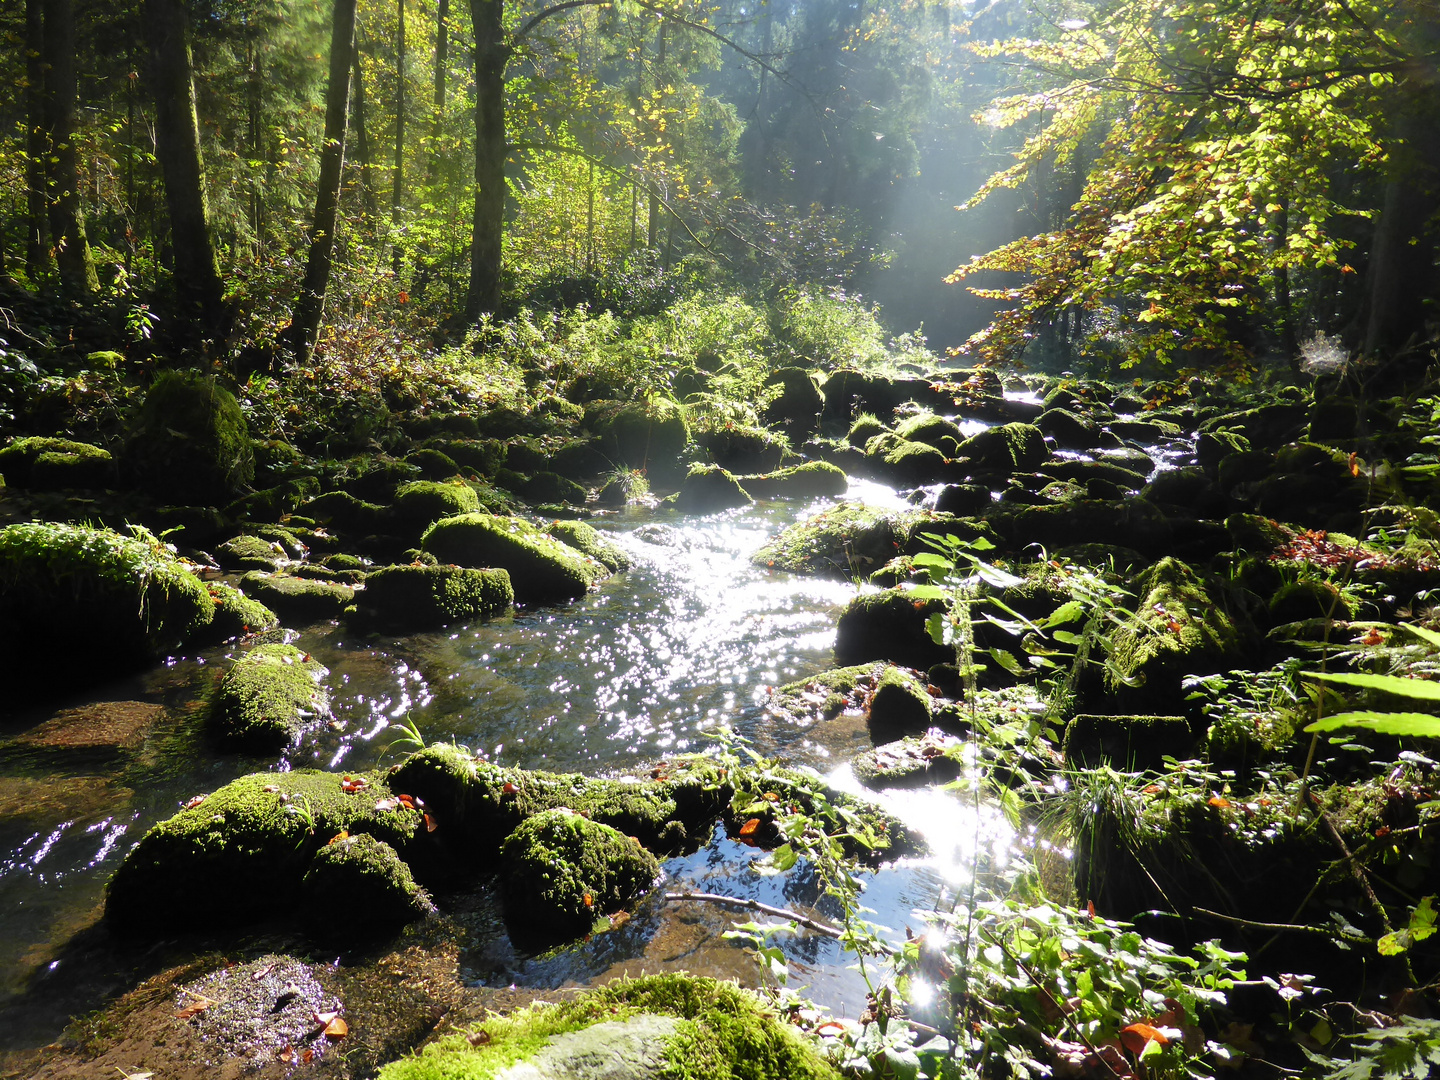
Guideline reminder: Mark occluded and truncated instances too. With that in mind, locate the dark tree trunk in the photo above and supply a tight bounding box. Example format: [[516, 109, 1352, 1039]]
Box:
[[24, 0, 50, 276], [42, 0, 97, 295], [426, 0, 448, 177], [392, 0, 406, 251], [146, 0, 227, 343], [289, 0, 358, 364], [1272, 200, 1299, 371], [464, 0, 506, 321], [352, 42, 380, 217]]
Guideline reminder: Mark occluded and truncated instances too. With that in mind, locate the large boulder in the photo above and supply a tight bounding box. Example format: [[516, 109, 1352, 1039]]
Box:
[[591, 398, 690, 476], [673, 464, 753, 513], [753, 502, 998, 580], [421, 513, 608, 604], [125, 371, 254, 503], [867, 664, 933, 743], [209, 643, 330, 750], [957, 422, 1047, 473], [388, 479, 481, 533], [0, 436, 113, 489], [739, 461, 848, 499], [894, 412, 966, 455], [546, 519, 632, 572], [835, 588, 951, 669], [351, 564, 513, 629], [498, 808, 660, 942], [0, 522, 213, 684], [239, 571, 355, 620], [299, 832, 435, 939], [762, 367, 823, 434]]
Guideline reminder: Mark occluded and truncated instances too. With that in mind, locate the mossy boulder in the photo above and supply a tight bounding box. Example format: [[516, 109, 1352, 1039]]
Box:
[[753, 502, 997, 580], [853, 734, 964, 789], [299, 832, 435, 939], [225, 476, 321, 522], [547, 519, 632, 572], [847, 414, 888, 447], [209, 643, 330, 750], [351, 564, 513, 629], [421, 513, 608, 604], [125, 370, 254, 503], [986, 498, 1173, 558], [300, 490, 386, 534], [696, 425, 788, 473], [215, 533, 286, 572], [593, 398, 691, 475], [1062, 714, 1193, 771], [738, 461, 847, 499], [881, 439, 953, 484], [894, 412, 965, 455], [239, 571, 355, 620], [377, 975, 844, 1080], [762, 367, 824, 434], [835, 587, 951, 670], [389, 479, 482, 531], [0, 436, 113, 489], [201, 582, 280, 641], [957, 422, 1047, 473], [0, 522, 214, 681], [405, 447, 461, 479], [1037, 408, 1102, 450], [1269, 578, 1353, 625], [500, 469, 589, 506], [498, 808, 660, 942], [339, 456, 422, 502], [936, 483, 991, 515], [867, 664, 933, 743], [105, 769, 423, 934], [673, 464, 752, 513], [764, 662, 885, 726]]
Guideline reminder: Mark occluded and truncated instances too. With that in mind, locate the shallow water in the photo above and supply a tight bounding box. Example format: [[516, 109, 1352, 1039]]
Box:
[[0, 477, 1026, 1047]]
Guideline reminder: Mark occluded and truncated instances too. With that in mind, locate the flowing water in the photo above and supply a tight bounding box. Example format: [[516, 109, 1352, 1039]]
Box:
[[0, 477, 1022, 1049]]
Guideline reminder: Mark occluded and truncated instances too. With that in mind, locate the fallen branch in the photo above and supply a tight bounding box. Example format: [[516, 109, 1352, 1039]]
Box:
[[664, 891, 843, 938], [1191, 907, 1370, 944]]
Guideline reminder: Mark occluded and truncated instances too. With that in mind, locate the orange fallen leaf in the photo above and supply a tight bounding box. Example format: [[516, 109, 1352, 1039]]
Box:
[[323, 1016, 348, 1039], [302, 1048, 314, 1063], [263, 785, 281, 793], [816, 1022, 847, 1037], [501, 782, 518, 796], [279, 1045, 294, 1063], [762, 792, 779, 802], [176, 1001, 209, 1020], [738, 818, 761, 837], [328, 831, 350, 845], [583, 893, 593, 907], [341, 776, 368, 794], [467, 1030, 492, 1047], [1086, 900, 1096, 917], [1120, 1023, 1169, 1055], [1143, 784, 1161, 794], [397, 794, 416, 810], [424, 813, 438, 833], [1208, 797, 1232, 809], [184, 795, 207, 810]]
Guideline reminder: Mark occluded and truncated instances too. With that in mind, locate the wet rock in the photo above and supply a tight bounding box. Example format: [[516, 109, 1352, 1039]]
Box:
[[590, 398, 690, 477], [498, 808, 660, 943], [0, 436, 113, 489], [1098, 446, 1155, 475], [351, 564, 513, 629], [422, 513, 608, 604], [835, 587, 951, 669], [240, 571, 355, 620], [406, 447, 461, 479], [247, 523, 310, 559], [867, 664, 933, 742], [389, 479, 482, 532], [302, 489, 387, 534], [853, 733, 964, 789], [696, 425, 788, 473], [1037, 408, 1102, 449], [936, 483, 990, 515], [0, 521, 214, 685], [209, 643, 330, 750], [753, 502, 997, 580], [764, 662, 886, 726], [105, 769, 423, 933], [957, 422, 1047, 473], [1062, 714, 1193, 771], [673, 464, 753, 513], [546, 519, 632, 572], [300, 832, 436, 939], [175, 955, 344, 1067], [1196, 429, 1251, 473], [124, 370, 254, 503], [497, 469, 589, 506], [15, 700, 165, 753], [202, 582, 280, 641], [881, 439, 954, 484], [215, 533, 287, 572], [596, 469, 650, 507], [1039, 457, 1149, 490], [762, 367, 823, 435], [376, 975, 843, 1080], [895, 412, 966, 455], [738, 460, 847, 499]]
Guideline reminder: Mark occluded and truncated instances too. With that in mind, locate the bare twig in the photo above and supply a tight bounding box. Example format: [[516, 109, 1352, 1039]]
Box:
[[1192, 906, 1370, 943], [664, 891, 843, 938]]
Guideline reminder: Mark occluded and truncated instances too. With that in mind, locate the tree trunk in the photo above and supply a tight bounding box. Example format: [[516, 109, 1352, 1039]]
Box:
[[463, 0, 506, 321], [146, 0, 227, 343], [426, 0, 448, 178], [1271, 200, 1299, 371], [42, 0, 97, 295], [289, 0, 358, 364], [352, 42, 380, 217], [24, 0, 50, 277], [391, 0, 405, 270]]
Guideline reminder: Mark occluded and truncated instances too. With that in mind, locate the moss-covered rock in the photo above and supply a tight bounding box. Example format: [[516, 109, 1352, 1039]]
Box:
[[406, 447, 461, 479], [986, 497, 1173, 558], [762, 367, 823, 434], [239, 571, 355, 620], [593, 398, 691, 474], [853, 733, 964, 789], [753, 502, 997, 580], [1038, 458, 1150, 490], [300, 489, 387, 533], [125, 370, 254, 503], [1037, 408, 1101, 450], [421, 513, 608, 604], [377, 975, 844, 1080], [894, 412, 965, 455], [199, 582, 279, 641], [215, 533, 286, 572], [737, 461, 847, 500], [847, 414, 888, 448], [0, 522, 214, 681], [339, 456, 422, 502], [209, 643, 330, 750], [390, 479, 482, 531], [696, 425, 788, 473], [1225, 512, 1289, 553], [498, 808, 660, 942], [0, 436, 113, 489], [299, 832, 435, 939], [673, 464, 753, 513], [935, 483, 991, 516], [547, 519, 632, 572], [957, 422, 1046, 473], [881, 439, 953, 484], [1062, 714, 1193, 771], [351, 564, 513, 629], [1269, 578, 1353, 624], [835, 588, 951, 669], [500, 468, 589, 506], [105, 769, 423, 934], [224, 476, 321, 522], [867, 664, 932, 743], [764, 662, 886, 726]]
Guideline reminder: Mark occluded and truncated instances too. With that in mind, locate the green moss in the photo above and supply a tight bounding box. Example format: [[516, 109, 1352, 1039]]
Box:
[[1224, 512, 1289, 553], [338, 456, 422, 501], [391, 479, 482, 528], [762, 367, 823, 430], [507, 470, 588, 506], [209, 643, 330, 750], [835, 588, 949, 669], [753, 502, 995, 580], [215, 534, 285, 572], [0, 436, 113, 489], [0, 522, 213, 674], [407, 447, 461, 479], [853, 735, 963, 789], [697, 424, 789, 473], [593, 397, 691, 473], [1269, 579, 1352, 624], [765, 663, 887, 725], [894, 412, 964, 454], [546, 519, 632, 572], [431, 437, 505, 475], [1062, 714, 1193, 770], [378, 975, 843, 1080], [739, 461, 848, 500], [225, 476, 321, 522], [421, 513, 608, 604], [301, 490, 386, 533], [201, 582, 280, 641], [105, 769, 422, 934], [674, 464, 753, 513], [958, 422, 1046, 472], [239, 571, 355, 620], [353, 564, 513, 629], [299, 832, 434, 939], [846, 413, 888, 448], [126, 370, 254, 503], [499, 808, 660, 942], [867, 664, 933, 743]]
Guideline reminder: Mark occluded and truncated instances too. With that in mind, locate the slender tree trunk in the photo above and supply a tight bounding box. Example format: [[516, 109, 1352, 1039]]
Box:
[[24, 0, 50, 276], [352, 42, 380, 217], [464, 0, 506, 321], [146, 0, 227, 342], [289, 0, 358, 364], [1271, 200, 1299, 371], [247, 36, 263, 259], [391, 0, 405, 270], [42, 0, 97, 294], [426, 0, 448, 177]]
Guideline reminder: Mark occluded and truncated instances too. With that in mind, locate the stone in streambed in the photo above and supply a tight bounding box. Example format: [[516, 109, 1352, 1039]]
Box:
[[835, 588, 951, 670], [546, 519, 632, 572], [351, 564, 513, 629], [209, 642, 330, 750], [240, 571, 355, 620], [738, 460, 848, 499], [0, 436, 113, 489], [673, 464, 752, 513], [867, 664, 933, 743], [215, 533, 287, 572], [1062, 714, 1193, 771], [299, 832, 435, 939], [421, 513, 608, 604], [200, 582, 280, 641], [124, 370, 254, 503]]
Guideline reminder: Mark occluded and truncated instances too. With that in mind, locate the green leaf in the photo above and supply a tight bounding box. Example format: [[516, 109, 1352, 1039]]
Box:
[[770, 843, 797, 872], [1041, 600, 1086, 627], [989, 648, 1024, 675], [1377, 929, 1410, 956], [1304, 671, 1440, 701], [1305, 712, 1440, 737], [1400, 624, 1440, 651]]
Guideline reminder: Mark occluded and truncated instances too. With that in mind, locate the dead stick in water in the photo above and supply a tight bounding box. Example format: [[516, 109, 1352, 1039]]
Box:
[[664, 891, 843, 938]]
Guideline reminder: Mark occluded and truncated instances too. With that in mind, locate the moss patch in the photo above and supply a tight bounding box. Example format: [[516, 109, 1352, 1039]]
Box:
[[200, 582, 279, 641], [391, 479, 483, 530], [740, 461, 848, 500], [867, 664, 933, 743], [674, 464, 753, 513], [209, 643, 330, 750], [125, 370, 254, 503], [215, 533, 286, 572], [592, 398, 691, 474], [421, 513, 608, 604], [753, 502, 995, 580], [301, 489, 387, 534], [0, 436, 112, 489], [353, 564, 513, 629], [299, 832, 435, 939], [239, 571, 355, 620], [546, 519, 632, 572], [498, 808, 660, 942]]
